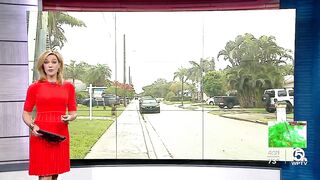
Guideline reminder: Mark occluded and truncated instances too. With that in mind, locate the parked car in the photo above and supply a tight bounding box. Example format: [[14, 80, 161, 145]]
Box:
[[206, 97, 214, 105], [139, 96, 154, 107], [134, 96, 140, 100], [119, 97, 130, 104], [214, 96, 239, 109], [262, 88, 294, 113], [80, 94, 120, 107], [80, 98, 104, 107], [102, 94, 120, 106], [139, 98, 160, 114]]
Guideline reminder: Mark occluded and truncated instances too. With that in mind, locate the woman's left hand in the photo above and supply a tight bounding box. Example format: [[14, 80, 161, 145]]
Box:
[[61, 115, 74, 123]]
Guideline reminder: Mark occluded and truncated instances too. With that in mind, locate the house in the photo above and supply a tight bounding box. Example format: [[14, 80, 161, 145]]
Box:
[[284, 75, 294, 88]]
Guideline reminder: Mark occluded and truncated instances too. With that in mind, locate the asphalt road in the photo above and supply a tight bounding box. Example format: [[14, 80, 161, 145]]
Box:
[[143, 103, 269, 160]]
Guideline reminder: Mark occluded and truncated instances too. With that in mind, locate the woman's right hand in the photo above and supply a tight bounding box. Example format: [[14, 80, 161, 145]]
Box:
[[31, 124, 41, 136]]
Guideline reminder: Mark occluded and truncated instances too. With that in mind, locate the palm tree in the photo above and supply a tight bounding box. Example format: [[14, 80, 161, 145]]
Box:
[[226, 64, 283, 107], [258, 35, 293, 65], [47, 12, 86, 50], [64, 60, 88, 84], [217, 34, 245, 67], [33, 12, 87, 82], [173, 67, 189, 106], [188, 57, 215, 101], [84, 64, 112, 87], [219, 33, 293, 107]]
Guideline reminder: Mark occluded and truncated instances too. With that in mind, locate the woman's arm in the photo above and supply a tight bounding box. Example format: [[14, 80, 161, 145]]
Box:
[[22, 111, 40, 136], [61, 111, 77, 123], [68, 111, 77, 121]]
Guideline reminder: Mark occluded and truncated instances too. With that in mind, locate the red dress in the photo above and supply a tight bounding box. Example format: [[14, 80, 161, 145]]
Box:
[[24, 80, 77, 176]]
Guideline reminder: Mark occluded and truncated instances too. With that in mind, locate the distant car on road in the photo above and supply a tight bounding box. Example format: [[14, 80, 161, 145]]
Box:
[[139, 96, 155, 106], [139, 98, 160, 114], [206, 97, 214, 105]]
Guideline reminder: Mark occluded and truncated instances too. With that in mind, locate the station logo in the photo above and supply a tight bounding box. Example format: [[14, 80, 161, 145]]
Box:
[[291, 148, 308, 165]]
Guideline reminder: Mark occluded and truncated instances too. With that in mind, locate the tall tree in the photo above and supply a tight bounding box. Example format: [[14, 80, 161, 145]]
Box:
[[64, 60, 88, 84], [173, 67, 189, 106], [105, 81, 135, 98], [188, 57, 215, 101], [203, 71, 227, 97], [84, 64, 112, 87], [218, 33, 293, 107], [142, 79, 170, 98], [47, 12, 86, 50], [279, 64, 294, 76], [33, 12, 87, 82]]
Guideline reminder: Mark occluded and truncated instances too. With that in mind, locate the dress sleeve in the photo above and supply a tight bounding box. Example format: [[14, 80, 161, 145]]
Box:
[[23, 84, 36, 112], [68, 83, 77, 111]]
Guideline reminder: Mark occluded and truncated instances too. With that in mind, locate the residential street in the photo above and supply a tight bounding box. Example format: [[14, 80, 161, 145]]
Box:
[[85, 100, 287, 161]]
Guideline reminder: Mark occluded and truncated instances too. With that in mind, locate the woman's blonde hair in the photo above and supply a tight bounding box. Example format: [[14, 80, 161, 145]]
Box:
[[36, 50, 64, 85]]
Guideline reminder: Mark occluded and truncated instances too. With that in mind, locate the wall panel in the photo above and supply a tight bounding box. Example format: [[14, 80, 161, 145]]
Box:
[[0, 102, 28, 137], [0, 0, 37, 5], [0, 4, 36, 41], [0, 42, 28, 64], [0, 137, 29, 162], [0, 66, 28, 101]]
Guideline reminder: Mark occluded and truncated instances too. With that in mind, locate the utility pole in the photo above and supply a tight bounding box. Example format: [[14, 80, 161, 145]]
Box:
[[201, 14, 205, 103], [128, 66, 131, 85], [113, 12, 118, 159], [123, 34, 127, 107]]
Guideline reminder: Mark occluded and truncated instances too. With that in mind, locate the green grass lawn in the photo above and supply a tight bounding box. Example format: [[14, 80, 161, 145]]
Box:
[[242, 108, 294, 119], [208, 107, 294, 123], [163, 101, 294, 121], [163, 101, 192, 105], [164, 101, 294, 121], [77, 104, 125, 117], [193, 104, 216, 108], [209, 107, 293, 116], [69, 119, 114, 159]]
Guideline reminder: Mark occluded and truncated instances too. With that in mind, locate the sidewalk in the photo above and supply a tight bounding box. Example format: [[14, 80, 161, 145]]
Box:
[[85, 102, 149, 159]]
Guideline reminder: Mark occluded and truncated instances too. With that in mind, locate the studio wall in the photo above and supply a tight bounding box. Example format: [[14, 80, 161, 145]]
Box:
[[0, 0, 37, 163]]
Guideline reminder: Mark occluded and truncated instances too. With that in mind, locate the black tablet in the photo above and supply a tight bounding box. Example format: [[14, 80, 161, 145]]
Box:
[[38, 129, 66, 142]]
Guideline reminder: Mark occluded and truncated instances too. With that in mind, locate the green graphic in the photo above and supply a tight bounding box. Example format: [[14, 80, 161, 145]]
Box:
[[268, 121, 307, 148]]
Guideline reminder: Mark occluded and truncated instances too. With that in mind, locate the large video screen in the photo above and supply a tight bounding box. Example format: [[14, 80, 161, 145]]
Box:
[[27, 9, 299, 162]]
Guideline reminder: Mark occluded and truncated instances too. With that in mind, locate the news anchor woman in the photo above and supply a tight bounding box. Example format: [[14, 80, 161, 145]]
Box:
[[22, 50, 77, 180]]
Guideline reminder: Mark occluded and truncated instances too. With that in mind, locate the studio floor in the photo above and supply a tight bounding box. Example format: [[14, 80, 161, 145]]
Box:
[[0, 165, 280, 180]]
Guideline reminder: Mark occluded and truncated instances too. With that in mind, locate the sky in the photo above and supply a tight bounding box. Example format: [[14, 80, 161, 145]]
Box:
[[58, 9, 296, 93]]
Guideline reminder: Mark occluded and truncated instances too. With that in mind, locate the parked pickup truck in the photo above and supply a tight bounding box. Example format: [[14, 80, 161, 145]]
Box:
[[214, 96, 240, 109]]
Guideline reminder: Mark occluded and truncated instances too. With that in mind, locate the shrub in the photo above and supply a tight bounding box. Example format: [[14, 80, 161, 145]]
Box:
[[169, 96, 192, 101], [165, 92, 175, 101], [76, 91, 88, 103]]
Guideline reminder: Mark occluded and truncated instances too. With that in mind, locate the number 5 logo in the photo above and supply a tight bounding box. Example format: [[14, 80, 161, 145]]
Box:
[[293, 148, 306, 161]]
